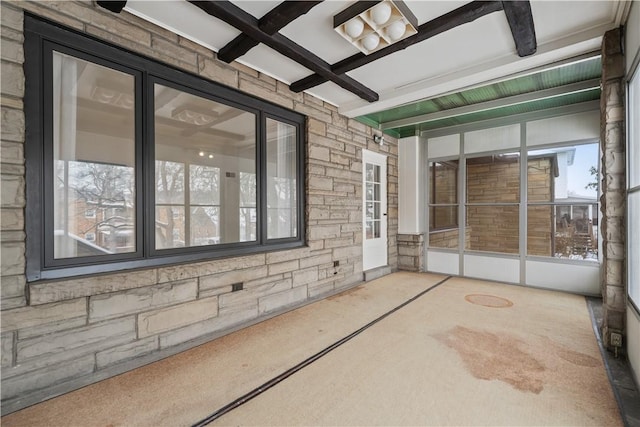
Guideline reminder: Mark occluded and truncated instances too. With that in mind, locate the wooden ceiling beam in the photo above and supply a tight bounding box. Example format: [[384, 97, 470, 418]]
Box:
[[96, 1, 127, 13], [189, 0, 378, 102], [502, 1, 537, 57], [218, 1, 323, 63], [290, 1, 506, 93]]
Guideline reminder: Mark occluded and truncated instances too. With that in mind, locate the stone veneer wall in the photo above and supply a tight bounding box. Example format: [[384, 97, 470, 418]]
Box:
[[599, 27, 626, 350], [0, 1, 398, 413]]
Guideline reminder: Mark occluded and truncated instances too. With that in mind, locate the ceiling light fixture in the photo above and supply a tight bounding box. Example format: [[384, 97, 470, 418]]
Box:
[[171, 104, 218, 126], [334, 0, 418, 55]]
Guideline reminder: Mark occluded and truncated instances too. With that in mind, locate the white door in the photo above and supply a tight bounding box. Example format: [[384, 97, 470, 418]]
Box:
[[363, 150, 387, 271]]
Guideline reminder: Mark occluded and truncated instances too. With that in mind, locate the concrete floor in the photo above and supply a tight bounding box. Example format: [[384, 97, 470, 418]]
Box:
[[1, 272, 624, 426]]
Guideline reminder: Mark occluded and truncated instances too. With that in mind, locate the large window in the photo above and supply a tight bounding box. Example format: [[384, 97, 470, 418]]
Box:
[[25, 17, 305, 281], [628, 64, 640, 310], [527, 144, 599, 261], [427, 125, 599, 263]]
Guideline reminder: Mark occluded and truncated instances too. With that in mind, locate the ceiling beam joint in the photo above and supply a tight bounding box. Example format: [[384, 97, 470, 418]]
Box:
[[218, 1, 323, 63], [189, 0, 379, 102]]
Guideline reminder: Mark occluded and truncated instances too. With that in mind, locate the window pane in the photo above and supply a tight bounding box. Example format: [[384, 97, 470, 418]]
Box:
[[429, 206, 458, 230], [239, 172, 257, 241], [528, 144, 599, 202], [629, 72, 640, 188], [266, 119, 297, 239], [430, 161, 457, 204], [154, 84, 256, 248], [466, 153, 520, 203], [527, 205, 553, 256], [190, 206, 219, 246], [527, 144, 599, 261], [466, 206, 519, 254], [629, 192, 640, 306], [557, 204, 598, 260], [52, 52, 136, 259]]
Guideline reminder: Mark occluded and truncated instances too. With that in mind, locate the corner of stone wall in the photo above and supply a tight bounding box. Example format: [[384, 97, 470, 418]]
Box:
[[599, 26, 627, 351], [397, 234, 424, 272]]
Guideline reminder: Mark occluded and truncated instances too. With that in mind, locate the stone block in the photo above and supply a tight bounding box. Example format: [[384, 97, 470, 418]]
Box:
[[332, 245, 361, 260], [156, 253, 265, 283], [1, 296, 26, 310], [606, 285, 626, 311], [159, 304, 255, 349], [199, 265, 268, 291], [309, 175, 333, 191], [18, 316, 86, 340], [17, 316, 135, 362], [267, 259, 299, 276], [604, 151, 625, 175], [604, 192, 625, 217], [308, 279, 335, 299], [0, 242, 25, 276], [151, 35, 197, 66], [1, 298, 85, 333], [292, 267, 318, 287], [198, 285, 233, 299], [0, 3, 23, 32], [18, 2, 84, 31], [0, 208, 23, 230], [300, 253, 333, 269], [605, 260, 623, 285], [1, 174, 24, 208], [96, 336, 158, 369], [308, 118, 326, 136], [1, 38, 23, 64], [309, 224, 340, 240], [29, 269, 158, 305], [1, 332, 13, 367], [0, 62, 24, 98], [1, 274, 25, 299], [309, 145, 330, 162], [137, 297, 218, 338], [239, 78, 293, 109], [265, 248, 309, 264], [89, 279, 198, 322], [0, 230, 25, 242], [324, 237, 352, 249], [258, 285, 307, 315], [1, 355, 94, 400], [605, 242, 625, 260], [294, 102, 332, 123]]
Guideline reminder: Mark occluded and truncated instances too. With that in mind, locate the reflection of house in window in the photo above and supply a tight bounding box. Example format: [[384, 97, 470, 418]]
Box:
[[84, 209, 96, 218], [85, 232, 95, 241]]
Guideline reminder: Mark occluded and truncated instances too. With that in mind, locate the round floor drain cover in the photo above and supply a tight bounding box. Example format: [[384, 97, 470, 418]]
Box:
[[465, 294, 513, 308]]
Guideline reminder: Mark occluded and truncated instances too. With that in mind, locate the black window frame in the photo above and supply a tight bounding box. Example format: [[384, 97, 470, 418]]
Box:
[[24, 15, 306, 282]]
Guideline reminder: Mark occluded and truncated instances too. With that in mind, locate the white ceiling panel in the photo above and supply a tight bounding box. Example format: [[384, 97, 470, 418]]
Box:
[[123, 0, 624, 118]]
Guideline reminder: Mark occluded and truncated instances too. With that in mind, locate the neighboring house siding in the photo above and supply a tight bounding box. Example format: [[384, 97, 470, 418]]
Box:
[[0, 1, 398, 413]]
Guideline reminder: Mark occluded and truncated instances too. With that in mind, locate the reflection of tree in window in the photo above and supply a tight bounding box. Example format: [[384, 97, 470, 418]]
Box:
[[239, 172, 257, 241], [155, 160, 221, 249], [55, 160, 135, 257]]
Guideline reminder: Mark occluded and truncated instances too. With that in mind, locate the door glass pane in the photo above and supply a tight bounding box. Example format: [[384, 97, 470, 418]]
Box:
[[154, 84, 256, 248], [52, 52, 136, 259], [266, 119, 297, 239]]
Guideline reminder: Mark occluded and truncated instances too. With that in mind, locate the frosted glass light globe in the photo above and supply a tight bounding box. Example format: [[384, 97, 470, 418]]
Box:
[[362, 33, 380, 51], [344, 18, 364, 39], [370, 2, 392, 25], [387, 20, 406, 41]]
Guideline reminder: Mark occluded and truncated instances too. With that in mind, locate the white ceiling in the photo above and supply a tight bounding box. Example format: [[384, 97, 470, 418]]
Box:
[[125, 1, 628, 118]]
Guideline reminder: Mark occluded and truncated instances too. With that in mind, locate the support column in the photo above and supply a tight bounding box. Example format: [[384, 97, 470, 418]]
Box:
[[600, 27, 627, 350]]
